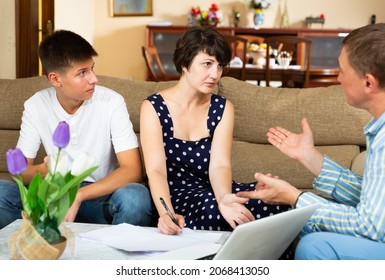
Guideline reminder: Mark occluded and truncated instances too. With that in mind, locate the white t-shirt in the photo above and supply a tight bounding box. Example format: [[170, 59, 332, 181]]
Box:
[[17, 85, 138, 182]]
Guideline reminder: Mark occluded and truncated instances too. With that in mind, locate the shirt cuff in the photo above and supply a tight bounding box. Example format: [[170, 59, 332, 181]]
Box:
[[313, 154, 341, 195], [295, 191, 324, 208]]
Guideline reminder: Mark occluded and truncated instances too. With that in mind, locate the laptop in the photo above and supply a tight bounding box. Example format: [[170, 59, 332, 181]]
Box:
[[146, 203, 319, 260]]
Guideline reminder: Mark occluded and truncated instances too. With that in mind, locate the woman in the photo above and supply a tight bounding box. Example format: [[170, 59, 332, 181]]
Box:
[[140, 26, 290, 235]]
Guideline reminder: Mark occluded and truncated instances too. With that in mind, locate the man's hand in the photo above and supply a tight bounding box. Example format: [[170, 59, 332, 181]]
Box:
[[237, 173, 302, 206], [267, 118, 314, 162], [267, 118, 324, 176]]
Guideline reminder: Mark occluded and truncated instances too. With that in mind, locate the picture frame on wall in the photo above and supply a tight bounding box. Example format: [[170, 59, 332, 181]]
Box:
[[110, 0, 153, 17]]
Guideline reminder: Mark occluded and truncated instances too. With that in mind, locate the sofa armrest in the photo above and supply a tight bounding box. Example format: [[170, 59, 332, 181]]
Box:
[[351, 151, 366, 176]]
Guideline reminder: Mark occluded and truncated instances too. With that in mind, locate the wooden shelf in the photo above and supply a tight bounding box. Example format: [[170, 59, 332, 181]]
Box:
[[146, 25, 350, 86]]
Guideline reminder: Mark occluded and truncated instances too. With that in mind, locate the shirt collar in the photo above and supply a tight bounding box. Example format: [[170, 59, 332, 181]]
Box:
[[364, 111, 385, 136]]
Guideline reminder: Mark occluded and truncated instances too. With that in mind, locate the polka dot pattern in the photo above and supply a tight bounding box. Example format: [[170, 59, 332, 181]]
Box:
[[147, 93, 290, 231]]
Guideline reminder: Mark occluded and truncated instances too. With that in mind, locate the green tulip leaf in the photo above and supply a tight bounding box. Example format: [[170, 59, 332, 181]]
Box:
[[27, 173, 42, 211], [68, 184, 79, 206], [56, 192, 70, 225], [38, 179, 60, 206], [57, 166, 98, 198], [13, 176, 31, 217]]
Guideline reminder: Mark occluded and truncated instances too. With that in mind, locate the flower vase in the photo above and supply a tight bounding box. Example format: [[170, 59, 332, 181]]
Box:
[[253, 9, 265, 28], [8, 212, 67, 260]]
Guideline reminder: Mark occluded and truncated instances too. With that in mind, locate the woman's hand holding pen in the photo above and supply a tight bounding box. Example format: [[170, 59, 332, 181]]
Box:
[[158, 197, 184, 235], [158, 212, 184, 235]]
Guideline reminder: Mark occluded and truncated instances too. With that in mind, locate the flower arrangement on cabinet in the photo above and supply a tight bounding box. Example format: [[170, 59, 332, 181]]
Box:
[[247, 0, 272, 11], [246, 0, 273, 27], [190, 3, 220, 26], [7, 121, 97, 245]]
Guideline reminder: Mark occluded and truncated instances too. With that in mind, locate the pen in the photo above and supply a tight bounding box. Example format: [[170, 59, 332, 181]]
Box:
[[159, 197, 181, 228]]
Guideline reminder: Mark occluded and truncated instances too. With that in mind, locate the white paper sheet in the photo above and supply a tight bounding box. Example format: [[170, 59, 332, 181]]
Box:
[[145, 242, 222, 260], [78, 223, 222, 252]]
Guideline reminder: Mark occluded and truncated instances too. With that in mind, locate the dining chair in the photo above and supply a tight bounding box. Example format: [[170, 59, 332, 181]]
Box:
[[224, 35, 248, 81], [141, 46, 180, 82], [264, 36, 312, 88]]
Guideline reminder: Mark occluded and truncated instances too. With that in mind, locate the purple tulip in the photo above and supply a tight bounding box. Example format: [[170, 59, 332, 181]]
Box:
[[52, 121, 70, 148], [6, 148, 28, 175]]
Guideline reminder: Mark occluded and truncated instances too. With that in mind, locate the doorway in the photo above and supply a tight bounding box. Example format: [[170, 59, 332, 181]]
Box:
[[15, 0, 54, 78]]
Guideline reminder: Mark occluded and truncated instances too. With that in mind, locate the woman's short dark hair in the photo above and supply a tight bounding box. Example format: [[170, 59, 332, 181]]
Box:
[[173, 26, 232, 74], [343, 23, 385, 88], [38, 30, 98, 75]]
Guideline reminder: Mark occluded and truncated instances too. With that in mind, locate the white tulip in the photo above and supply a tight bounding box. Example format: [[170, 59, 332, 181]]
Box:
[[71, 151, 96, 176], [48, 152, 70, 176]]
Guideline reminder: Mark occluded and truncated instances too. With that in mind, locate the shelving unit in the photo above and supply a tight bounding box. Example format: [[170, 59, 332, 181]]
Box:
[[146, 25, 351, 86]]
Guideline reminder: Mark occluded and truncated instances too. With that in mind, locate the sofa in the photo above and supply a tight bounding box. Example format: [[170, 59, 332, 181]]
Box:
[[0, 75, 371, 194]]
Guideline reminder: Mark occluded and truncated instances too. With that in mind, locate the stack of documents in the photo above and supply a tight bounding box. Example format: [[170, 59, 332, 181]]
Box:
[[78, 223, 222, 252]]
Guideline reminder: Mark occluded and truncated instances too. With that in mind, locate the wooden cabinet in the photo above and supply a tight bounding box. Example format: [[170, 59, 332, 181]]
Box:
[[146, 25, 351, 86], [298, 30, 350, 68]]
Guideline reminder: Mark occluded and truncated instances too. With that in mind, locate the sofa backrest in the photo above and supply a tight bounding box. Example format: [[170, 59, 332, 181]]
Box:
[[0, 75, 371, 184], [0, 77, 51, 180], [98, 76, 371, 149], [0, 76, 51, 130], [218, 77, 371, 147]]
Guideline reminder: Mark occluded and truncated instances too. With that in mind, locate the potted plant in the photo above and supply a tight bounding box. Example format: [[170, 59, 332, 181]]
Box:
[[6, 121, 97, 259]]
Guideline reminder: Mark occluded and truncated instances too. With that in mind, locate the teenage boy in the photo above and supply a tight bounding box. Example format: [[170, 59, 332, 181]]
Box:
[[0, 30, 152, 228]]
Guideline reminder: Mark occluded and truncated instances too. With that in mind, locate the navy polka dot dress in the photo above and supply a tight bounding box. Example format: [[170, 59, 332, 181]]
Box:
[[147, 93, 290, 231]]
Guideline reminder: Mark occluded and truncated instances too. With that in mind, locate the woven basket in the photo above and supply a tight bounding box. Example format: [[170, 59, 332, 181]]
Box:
[[8, 212, 67, 260]]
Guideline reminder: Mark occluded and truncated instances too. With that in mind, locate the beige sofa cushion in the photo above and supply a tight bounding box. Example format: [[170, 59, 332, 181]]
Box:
[[218, 77, 371, 147], [351, 151, 366, 176], [0, 77, 51, 129], [0, 77, 51, 179]]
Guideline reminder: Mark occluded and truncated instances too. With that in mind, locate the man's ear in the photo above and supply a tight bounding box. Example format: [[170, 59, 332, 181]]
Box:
[[47, 72, 61, 87], [365, 73, 379, 92]]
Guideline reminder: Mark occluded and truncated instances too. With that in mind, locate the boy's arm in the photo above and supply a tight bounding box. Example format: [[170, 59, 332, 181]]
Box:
[[75, 148, 143, 202], [63, 148, 143, 222], [22, 158, 49, 185]]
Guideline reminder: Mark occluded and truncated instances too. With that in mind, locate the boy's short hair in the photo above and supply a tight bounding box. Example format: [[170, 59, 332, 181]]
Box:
[[173, 26, 232, 74], [343, 23, 385, 88], [38, 30, 98, 75]]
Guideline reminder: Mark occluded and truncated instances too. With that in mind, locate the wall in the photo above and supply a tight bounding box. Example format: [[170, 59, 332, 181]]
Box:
[[1, 0, 384, 80], [0, 0, 16, 79], [55, 0, 95, 45], [93, 0, 385, 80]]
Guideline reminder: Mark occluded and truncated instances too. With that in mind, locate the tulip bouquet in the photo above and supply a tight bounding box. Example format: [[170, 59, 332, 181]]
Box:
[[6, 121, 97, 245]]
